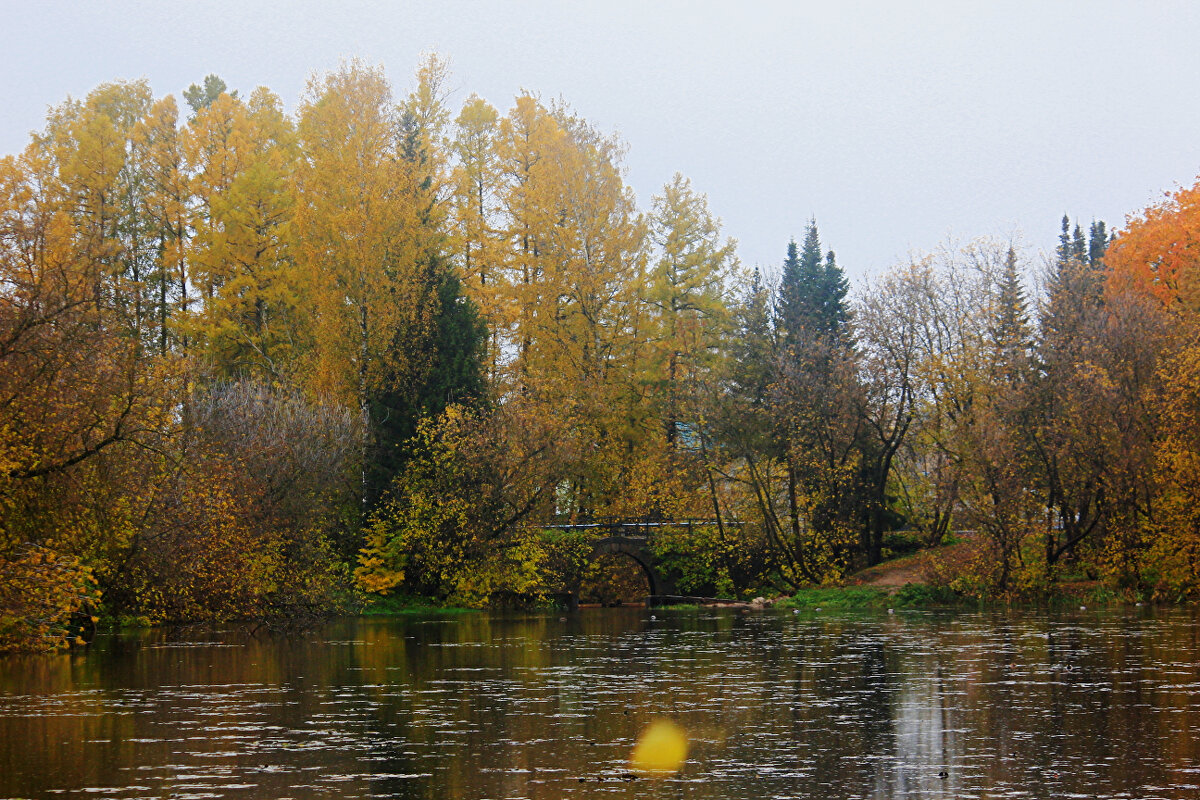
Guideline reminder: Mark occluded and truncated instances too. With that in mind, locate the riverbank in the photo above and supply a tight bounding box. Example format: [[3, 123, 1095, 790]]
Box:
[[764, 582, 1144, 612], [79, 579, 1157, 647], [359, 594, 478, 616], [356, 581, 1136, 616]]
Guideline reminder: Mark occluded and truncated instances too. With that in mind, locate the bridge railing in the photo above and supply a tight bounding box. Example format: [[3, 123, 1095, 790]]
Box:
[[542, 516, 740, 535]]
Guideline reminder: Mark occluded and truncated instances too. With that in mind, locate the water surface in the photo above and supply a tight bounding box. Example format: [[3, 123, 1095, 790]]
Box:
[[3, 606, 1200, 799]]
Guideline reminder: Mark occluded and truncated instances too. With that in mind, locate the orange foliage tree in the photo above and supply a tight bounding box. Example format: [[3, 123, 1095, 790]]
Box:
[[1106, 177, 1200, 311]]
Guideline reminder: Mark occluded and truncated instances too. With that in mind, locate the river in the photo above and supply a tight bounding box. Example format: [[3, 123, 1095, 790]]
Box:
[[3, 606, 1200, 798]]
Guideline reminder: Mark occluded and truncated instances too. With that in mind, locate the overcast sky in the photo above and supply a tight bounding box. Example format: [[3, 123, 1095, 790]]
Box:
[[4, 1, 1200, 283]]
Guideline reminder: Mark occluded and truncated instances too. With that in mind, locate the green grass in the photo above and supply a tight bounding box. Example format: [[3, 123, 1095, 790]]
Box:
[[98, 613, 156, 631], [358, 594, 478, 616], [775, 587, 895, 610], [890, 583, 969, 607], [775, 583, 969, 611]]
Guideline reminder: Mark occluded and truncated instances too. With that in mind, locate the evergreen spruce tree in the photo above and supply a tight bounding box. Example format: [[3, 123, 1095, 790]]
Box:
[[731, 266, 774, 406], [1057, 214, 1073, 266], [425, 269, 488, 409], [799, 219, 824, 274], [1047, 215, 1106, 343], [367, 262, 487, 506], [1088, 220, 1109, 265], [1072, 223, 1088, 263], [995, 246, 1028, 343], [820, 249, 850, 339], [769, 220, 864, 572], [363, 59, 483, 507], [992, 245, 1030, 383], [1034, 214, 1114, 572], [775, 238, 807, 350], [775, 219, 848, 347]]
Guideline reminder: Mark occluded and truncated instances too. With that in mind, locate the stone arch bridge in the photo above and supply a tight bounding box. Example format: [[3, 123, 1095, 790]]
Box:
[[545, 518, 729, 605]]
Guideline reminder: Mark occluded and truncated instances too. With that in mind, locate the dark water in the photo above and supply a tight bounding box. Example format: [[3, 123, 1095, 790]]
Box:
[[3, 607, 1200, 799]]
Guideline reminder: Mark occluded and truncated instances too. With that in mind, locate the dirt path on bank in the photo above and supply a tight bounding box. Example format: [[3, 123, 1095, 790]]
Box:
[[848, 553, 930, 589], [846, 534, 982, 591]]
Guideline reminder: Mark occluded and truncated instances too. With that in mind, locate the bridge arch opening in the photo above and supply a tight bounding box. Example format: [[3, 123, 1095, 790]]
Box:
[[578, 552, 653, 605]]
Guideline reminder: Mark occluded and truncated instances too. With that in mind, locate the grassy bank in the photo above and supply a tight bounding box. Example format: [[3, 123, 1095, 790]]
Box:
[[772, 579, 1156, 612], [775, 584, 963, 610], [358, 594, 481, 616]]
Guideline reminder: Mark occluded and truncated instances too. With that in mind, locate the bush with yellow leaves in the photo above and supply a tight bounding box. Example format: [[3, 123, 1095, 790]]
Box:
[[0, 543, 98, 653]]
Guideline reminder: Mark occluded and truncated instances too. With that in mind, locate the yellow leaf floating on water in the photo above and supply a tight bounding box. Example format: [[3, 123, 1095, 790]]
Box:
[[630, 719, 688, 778]]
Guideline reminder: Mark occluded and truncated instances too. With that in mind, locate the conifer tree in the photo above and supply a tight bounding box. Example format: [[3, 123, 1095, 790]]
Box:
[[1057, 214, 1073, 265], [1046, 215, 1103, 345], [450, 95, 503, 375], [730, 266, 774, 406], [360, 56, 482, 507], [133, 95, 189, 357], [776, 239, 802, 341], [1034, 215, 1113, 573], [184, 87, 299, 378], [820, 250, 850, 337], [647, 173, 736, 446], [765, 221, 863, 576], [775, 220, 848, 347], [1088, 220, 1109, 265], [1072, 222, 1087, 263], [992, 245, 1030, 382], [367, 261, 486, 504]]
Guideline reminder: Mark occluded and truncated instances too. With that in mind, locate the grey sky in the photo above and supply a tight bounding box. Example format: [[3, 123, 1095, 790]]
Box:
[[4, 1, 1200, 283]]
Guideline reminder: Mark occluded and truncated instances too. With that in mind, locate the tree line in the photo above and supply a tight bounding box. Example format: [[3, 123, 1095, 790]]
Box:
[[3, 56, 1200, 650]]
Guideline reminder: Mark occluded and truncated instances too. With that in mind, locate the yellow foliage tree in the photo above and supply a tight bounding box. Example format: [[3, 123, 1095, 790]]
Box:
[[293, 61, 447, 417], [1143, 341, 1200, 597], [184, 87, 300, 377], [647, 172, 736, 446], [450, 94, 504, 374], [357, 403, 576, 605]]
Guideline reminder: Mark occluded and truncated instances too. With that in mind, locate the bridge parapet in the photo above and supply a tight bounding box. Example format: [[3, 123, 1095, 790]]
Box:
[[545, 517, 731, 535]]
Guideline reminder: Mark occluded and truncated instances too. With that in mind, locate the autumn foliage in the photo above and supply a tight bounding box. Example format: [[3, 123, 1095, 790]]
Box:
[[10, 57, 1200, 651], [1106, 181, 1200, 310]]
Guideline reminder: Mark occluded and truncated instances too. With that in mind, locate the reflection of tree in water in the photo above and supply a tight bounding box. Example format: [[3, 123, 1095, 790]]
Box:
[[793, 630, 899, 795], [578, 553, 651, 605], [13, 611, 1200, 798], [890, 649, 956, 797], [855, 639, 900, 791]]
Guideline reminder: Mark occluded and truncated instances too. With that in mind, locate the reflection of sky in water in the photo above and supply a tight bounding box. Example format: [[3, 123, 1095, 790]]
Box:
[[0, 608, 1197, 798]]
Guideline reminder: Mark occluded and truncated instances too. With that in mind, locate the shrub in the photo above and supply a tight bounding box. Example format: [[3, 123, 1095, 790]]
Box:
[[0, 544, 98, 652]]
